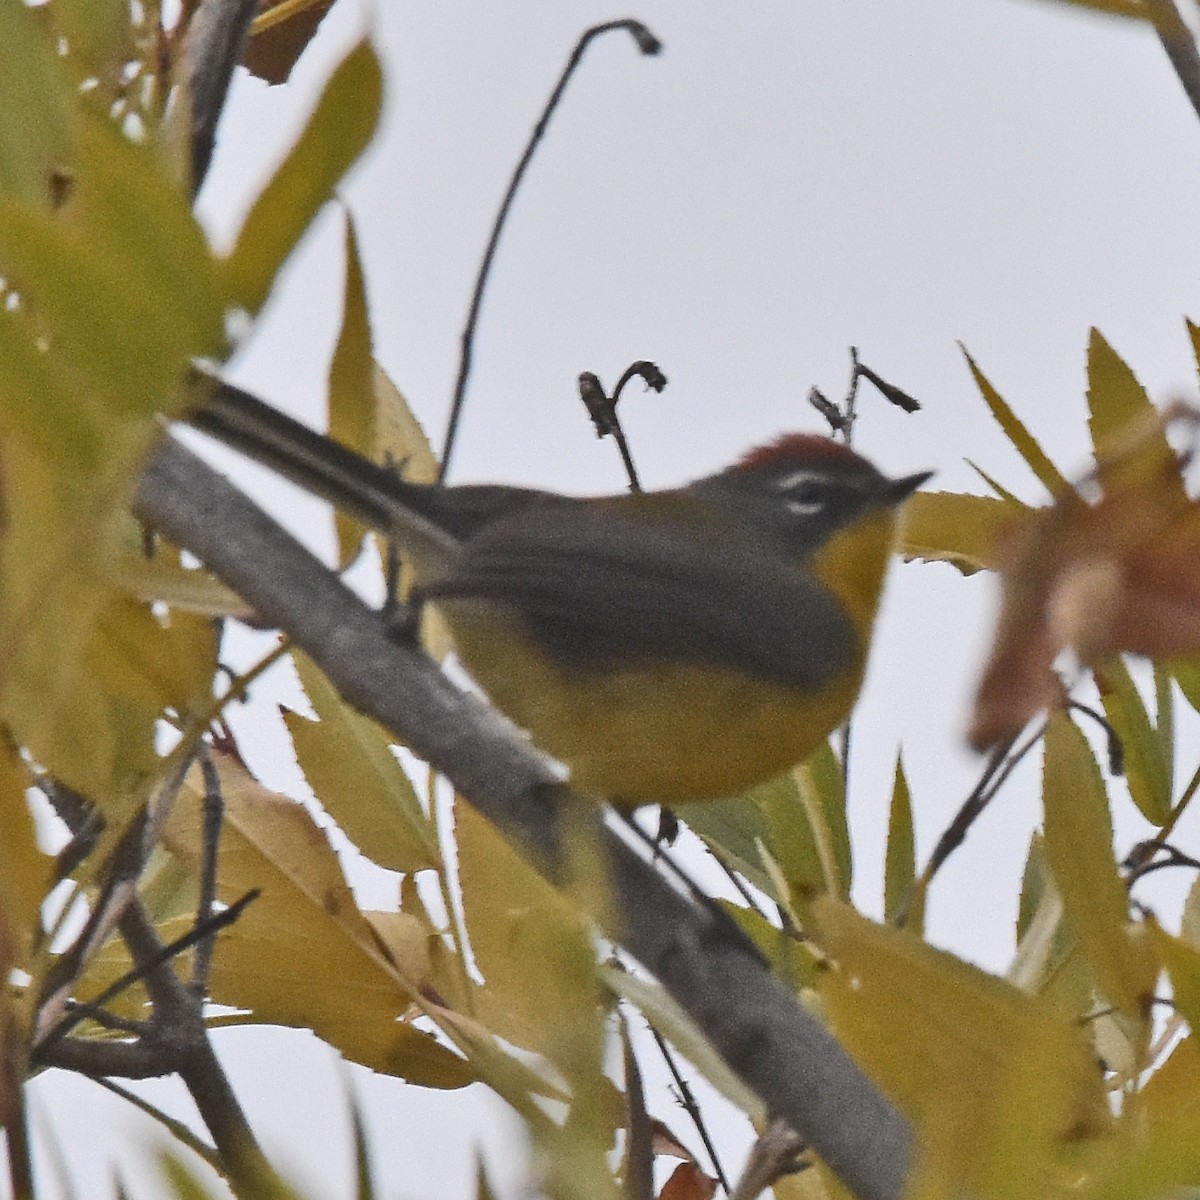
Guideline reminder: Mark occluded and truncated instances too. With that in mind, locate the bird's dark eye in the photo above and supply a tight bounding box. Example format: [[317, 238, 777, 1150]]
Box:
[[776, 470, 829, 516]]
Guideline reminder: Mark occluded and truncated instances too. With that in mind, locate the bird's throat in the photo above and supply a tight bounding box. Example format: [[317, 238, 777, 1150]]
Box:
[[809, 508, 899, 637]]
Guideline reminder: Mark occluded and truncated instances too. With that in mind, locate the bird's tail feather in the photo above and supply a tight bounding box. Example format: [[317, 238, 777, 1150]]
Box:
[[182, 373, 460, 569]]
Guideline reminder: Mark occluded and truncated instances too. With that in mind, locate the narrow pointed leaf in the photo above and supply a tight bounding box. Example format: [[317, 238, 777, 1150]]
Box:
[[962, 348, 1070, 496], [223, 41, 383, 313], [884, 756, 921, 931], [0, 1, 72, 205], [1086, 329, 1182, 499], [289, 653, 439, 874], [1097, 659, 1172, 824], [329, 214, 376, 567], [899, 490, 1017, 575], [1151, 922, 1200, 1036], [1041, 712, 1156, 1022], [794, 741, 851, 897]]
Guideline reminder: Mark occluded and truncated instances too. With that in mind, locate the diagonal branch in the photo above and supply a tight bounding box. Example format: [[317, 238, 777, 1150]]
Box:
[[135, 433, 914, 1200], [182, 0, 260, 190], [1149, 0, 1200, 124]]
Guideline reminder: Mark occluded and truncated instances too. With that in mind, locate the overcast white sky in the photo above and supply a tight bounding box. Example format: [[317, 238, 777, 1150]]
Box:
[[31, 2, 1200, 1196]]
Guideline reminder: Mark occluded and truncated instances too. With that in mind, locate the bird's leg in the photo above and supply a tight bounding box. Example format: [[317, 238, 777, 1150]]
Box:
[[383, 595, 425, 645], [653, 805, 680, 851], [613, 808, 767, 967]]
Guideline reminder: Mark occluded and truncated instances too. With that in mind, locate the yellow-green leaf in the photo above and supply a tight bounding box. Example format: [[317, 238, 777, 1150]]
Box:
[[165, 756, 472, 1088], [0, 744, 51, 966], [1082, 1114, 1200, 1200], [223, 41, 383, 313], [117, 556, 252, 620], [373, 362, 439, 484], [0, 1, 72, 206], [754, 769, 825, 906], [884, 755, 921, 931], [900, 490, 1018, 575], [673, 791, 779, 902], [289, 652, 439, 874], [88, 593, 216, 717], [370, 362, 451, 657], [962, 348, 1070, 497], [455, 798, 604, 1071], [1086, 329, 1182, 499], [812, 897, 1108, 1194], [718, 900, 818, 992], [1151, 922, 1200, 1036], [51, 0, 135, 86], [1182, 873, 1200, 949], [600, 966, 764, 1121], [329, 213, 376, 567], [794, 741, 850, 898], [1171, 656, 1200, 718], [1042, 712, 1157, 1023], [1097, 658, 1172, 824], [1139, 1034, 1200, 1124], [0, 110, 223, 415], [456, 799, 615, 1200]]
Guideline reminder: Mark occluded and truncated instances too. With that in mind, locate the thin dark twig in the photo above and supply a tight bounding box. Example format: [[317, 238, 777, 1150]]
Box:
[[60, 1002, 147, 1036], [853, 361, 922, 415], [646, 1023, 731, 1193], [33, 889, 259, 1058], [1068, 700, 1124, 776], [842, 346, 862, 443], [807, 347, 922, 441], [192, 746, 225, 993], [1123, 758, 1200, 890], [578, 372, 642, 491], [608, 362, 667, 492], [621, 1019, 655, 1200], [118, 900, 278, 1193], [1125, 842, 1200, 887], [614, 812, 766, 967], [88, 1076, 223, 1172], [1150, 0, 1200, 126], [440, 19, 662, 480], [708, 850, 771, 920], [578, 362, 667, 492], [897, 725, 1042, 925]]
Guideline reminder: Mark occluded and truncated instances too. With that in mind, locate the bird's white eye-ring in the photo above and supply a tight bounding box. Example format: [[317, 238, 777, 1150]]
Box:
[[776, 470, 827, 516]]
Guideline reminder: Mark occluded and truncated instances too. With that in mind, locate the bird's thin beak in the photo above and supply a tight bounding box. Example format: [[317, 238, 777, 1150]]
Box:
[[885, 470, 933, 504]]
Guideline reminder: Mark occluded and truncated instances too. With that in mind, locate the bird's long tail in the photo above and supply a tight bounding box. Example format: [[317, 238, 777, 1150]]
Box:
[[181, 373, 460, 568]]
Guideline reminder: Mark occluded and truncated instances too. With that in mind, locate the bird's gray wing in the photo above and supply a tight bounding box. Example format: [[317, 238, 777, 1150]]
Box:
[[419, 505, 856, 690]]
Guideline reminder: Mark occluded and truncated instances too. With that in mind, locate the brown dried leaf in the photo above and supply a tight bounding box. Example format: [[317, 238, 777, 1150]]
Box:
[[970, 447, 1200, 748], [657, 1163, 717, 1200], [243, 0, 335, 86]]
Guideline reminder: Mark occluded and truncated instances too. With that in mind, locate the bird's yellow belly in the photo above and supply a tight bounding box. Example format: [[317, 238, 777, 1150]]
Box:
[[436, 601, 861, 804]]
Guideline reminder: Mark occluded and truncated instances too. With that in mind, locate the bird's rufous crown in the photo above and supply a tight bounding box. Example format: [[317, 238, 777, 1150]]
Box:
[[735, 433, 865, 472]]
